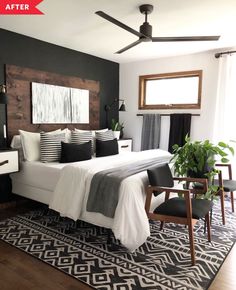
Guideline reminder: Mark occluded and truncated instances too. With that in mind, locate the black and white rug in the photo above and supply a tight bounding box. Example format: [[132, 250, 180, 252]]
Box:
[[0, 199, 235, 290]]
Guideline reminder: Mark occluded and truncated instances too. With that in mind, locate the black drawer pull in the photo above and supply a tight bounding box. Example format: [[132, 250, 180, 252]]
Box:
[[121, 145, 129, 148], [0, 160, 9, 166]]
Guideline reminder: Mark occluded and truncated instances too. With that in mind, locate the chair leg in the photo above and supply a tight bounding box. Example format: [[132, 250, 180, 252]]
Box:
[[220, 190, 226, 225], [210, 208, 213, 224], [160, 221, 164, 230], [188, 221, 196, 266], [231, 191, 235, 212], [205, 213, 211, 242], [107, 229, 113, 245]]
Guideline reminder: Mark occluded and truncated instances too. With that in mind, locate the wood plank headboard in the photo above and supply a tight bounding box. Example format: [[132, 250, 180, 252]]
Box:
[[6, 64, 100, 140]]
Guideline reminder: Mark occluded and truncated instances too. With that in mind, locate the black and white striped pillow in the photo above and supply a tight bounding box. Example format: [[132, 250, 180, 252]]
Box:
[[95, 130, 114, 141], [71, 131, 93, 151], [40, 132, 65, 162]]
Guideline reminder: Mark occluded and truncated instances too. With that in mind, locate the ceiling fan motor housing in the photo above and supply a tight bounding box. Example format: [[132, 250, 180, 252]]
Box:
[[140, 22, 152, 40]]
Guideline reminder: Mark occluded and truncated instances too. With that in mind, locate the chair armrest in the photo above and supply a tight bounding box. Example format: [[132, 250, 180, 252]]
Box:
[[173, 176, 207, 183], [173, 177, 208, 192], [147, 185, 190, 196]]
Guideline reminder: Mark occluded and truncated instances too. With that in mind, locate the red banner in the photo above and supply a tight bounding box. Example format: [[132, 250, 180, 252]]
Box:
[[0, 0, 43, 15]]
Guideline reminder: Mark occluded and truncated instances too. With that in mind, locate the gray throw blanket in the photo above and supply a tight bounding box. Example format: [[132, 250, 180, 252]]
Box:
[[86, 156, 170, 218]]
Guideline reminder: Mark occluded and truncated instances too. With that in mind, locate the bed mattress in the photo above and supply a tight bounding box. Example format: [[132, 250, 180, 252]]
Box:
[[12, 161, 66, 190], [11, 150, 173, 251], [11, 161, 66, 203]]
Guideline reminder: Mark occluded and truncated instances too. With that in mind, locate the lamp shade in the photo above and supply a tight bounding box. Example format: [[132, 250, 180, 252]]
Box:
[[119, 102, 126, 111], [0, 91, 8, 104]]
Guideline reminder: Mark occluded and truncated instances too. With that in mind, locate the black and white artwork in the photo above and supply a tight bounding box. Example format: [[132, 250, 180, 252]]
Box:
[[70, 88, 89, 123], [31, 82, 89, 124]]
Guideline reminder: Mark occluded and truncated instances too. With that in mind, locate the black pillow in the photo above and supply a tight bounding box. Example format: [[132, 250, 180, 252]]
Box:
[[60, 141, 92, 163], [147, 163, 174, 187], [96, 139, 118, 157]]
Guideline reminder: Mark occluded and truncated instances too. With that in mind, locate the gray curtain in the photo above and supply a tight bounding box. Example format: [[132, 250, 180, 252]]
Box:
[[141, 114, 161, 150]]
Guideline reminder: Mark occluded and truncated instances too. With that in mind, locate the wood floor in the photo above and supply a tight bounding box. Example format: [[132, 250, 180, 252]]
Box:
[[0, 201, 92, 290], [0, 201, 235, 290]]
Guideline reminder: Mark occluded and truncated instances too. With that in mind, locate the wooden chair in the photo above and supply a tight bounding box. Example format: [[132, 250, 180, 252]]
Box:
[[213, 164, 236, 225], [191, 164, 236, 225], [145, 163, 213, 266]]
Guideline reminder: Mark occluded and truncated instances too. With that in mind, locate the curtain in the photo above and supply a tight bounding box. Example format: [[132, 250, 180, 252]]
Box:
[[213, 54, 236, 142], [168, 114, 192, 153], [213, 54, 236, 177], [141, 114, 161, 151]]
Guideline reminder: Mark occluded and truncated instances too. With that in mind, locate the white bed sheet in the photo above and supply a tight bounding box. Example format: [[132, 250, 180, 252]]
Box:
[[49, 149, 172, 251], [11, 161, 69, 204], [11, 161, 66, 192]]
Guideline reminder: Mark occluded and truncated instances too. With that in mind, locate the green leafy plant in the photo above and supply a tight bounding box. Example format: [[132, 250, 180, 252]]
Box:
[[111, 119, 124, 131], [171, 136, 234, 199]]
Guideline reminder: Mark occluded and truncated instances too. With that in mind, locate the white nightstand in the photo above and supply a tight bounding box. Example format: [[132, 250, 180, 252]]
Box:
[[0, 149, 19, 204], [118, 138, 132, 153], [0, 149, 19, 175]]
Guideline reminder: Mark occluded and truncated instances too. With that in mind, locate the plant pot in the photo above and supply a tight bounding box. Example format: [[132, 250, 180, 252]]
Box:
[[113, 131, 120, 140]]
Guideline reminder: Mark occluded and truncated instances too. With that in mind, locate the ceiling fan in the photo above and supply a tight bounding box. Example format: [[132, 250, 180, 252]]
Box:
[[95, 4, 220, 54]]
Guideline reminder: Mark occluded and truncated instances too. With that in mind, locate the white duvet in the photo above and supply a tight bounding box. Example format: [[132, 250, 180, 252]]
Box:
[[49, 149, 172, 251]]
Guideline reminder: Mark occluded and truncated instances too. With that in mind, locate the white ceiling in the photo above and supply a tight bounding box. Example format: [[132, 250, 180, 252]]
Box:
[[1, 0, 236, 63]]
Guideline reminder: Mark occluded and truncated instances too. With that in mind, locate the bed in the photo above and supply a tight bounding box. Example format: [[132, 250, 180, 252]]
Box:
[[11, 149, 172, 251]]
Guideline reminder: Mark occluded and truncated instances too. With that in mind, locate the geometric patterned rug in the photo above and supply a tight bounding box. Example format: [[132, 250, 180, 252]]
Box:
[[0, 198, 235, 290]]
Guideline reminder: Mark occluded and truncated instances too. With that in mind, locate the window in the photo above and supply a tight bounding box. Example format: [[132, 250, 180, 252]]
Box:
[[139, 70, 202, 110]]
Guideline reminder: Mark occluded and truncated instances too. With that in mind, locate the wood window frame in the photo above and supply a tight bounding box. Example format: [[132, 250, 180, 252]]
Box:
[[139, 70, 202, 110]]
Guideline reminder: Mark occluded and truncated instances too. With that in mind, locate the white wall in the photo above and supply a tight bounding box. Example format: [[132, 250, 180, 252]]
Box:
[[119, 51, 220, 151]]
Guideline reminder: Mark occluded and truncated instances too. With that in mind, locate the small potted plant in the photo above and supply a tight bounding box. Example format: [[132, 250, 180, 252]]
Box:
[[171, 136, 234, 198], [111, 118, 124, 139]]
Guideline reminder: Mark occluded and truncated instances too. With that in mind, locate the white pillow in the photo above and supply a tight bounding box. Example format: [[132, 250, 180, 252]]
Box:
[[19, 129, 61, 161], [11, 135, 24, 162], [19, 130, 40, 161], [61, 128, 71, 142], [11, 135, 22, 149]]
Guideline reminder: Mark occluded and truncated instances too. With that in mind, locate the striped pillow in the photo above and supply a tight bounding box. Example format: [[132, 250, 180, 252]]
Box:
[[95, 130, 114, 141], [40, 132, 65, 162], [71, 131, 93, 152]]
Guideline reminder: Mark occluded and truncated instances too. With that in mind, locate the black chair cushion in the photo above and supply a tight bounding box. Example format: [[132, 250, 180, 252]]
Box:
[[154, 197, 213, 219], [214, 179, 236, 192], [193, 179, 236, 192], [147, 163, 174, 187]]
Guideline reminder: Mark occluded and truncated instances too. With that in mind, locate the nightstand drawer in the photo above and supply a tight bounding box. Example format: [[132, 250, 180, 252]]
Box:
[[118, 139, 132, 152], [0, 150, 19, 175]]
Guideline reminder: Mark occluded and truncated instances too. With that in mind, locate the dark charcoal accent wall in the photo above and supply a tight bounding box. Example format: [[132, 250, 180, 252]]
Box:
[[0, 28, 119, 147]]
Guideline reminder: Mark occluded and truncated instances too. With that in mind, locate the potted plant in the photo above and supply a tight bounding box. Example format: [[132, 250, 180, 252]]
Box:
[[171, 136, 234, 198], [111, 119, 124, 139]]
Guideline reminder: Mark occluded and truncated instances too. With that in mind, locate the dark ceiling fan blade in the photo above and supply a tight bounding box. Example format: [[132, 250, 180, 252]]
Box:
[[151, 36, 220, 42], [95, 11, 144, 38], [116, 39, 143, 54]]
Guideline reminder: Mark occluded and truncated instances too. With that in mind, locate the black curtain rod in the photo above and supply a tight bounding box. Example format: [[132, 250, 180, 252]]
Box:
[[137, 113, 200, 117], [215, 50, 236, 58]]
